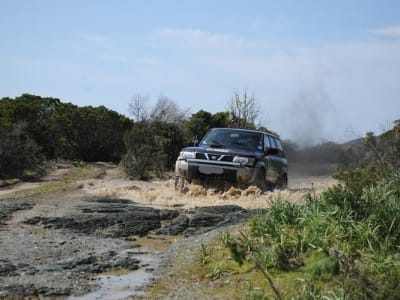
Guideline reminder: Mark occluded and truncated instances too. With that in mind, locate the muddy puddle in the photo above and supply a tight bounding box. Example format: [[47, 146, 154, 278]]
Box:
[[68, 250, 159, 300]]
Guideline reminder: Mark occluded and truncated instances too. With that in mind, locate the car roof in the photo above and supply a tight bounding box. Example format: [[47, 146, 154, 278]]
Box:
[[209, 128, 280, 139]]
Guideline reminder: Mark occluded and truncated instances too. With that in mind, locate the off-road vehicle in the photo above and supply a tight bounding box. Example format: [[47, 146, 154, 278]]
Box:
[[175, 128, 288, 191]]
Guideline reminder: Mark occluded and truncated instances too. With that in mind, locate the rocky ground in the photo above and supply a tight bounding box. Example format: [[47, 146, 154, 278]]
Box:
[[0, 162, 336, 299]]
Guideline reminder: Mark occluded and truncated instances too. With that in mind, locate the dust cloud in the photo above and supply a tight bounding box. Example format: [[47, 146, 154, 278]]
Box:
[[283, 86, 337, 147]]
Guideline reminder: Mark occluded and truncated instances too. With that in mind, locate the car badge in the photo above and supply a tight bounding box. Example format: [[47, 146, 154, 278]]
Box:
[[211, 155, 217, 160]]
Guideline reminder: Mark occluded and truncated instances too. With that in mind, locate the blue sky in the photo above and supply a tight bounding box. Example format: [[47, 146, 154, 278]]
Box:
[[1, 0, 399, 144]]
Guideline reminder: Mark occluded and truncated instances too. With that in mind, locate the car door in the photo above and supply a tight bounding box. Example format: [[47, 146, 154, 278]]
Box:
[[271, 137, 287, 179], [263, 134, 280, 184]]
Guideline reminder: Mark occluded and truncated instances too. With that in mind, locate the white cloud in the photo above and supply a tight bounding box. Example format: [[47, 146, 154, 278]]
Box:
[[369, 26, 400, 37]]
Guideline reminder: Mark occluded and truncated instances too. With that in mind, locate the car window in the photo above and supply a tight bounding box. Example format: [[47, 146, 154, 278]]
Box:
[[269, 136, 277, 149], [201, 129, 263, 151], [264, 134, 271, 149], [275, 138, 283, 151]]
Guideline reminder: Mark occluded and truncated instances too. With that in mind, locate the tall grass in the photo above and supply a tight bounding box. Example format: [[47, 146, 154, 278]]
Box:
[[223, 171, 400, 299]]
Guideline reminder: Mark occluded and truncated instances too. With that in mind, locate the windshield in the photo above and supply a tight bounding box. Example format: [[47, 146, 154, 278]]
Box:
[[200, 129, 263, 152]]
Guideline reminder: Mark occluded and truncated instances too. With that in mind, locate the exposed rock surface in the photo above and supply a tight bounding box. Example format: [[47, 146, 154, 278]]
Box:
[[0, 194, 250, 298], [0, 202, 34, 224]]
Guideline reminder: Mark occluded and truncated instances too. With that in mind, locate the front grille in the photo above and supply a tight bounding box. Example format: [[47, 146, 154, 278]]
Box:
[[208, 154, 221, 160], [195, 152, 234, 162], [220, 155, 234, 162], [195, 153, 207, 159]]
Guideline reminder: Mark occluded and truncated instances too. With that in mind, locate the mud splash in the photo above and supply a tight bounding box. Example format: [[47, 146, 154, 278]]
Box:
[[81, 175, 335, 210]]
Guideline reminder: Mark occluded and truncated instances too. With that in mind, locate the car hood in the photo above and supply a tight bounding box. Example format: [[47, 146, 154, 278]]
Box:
[[182, 146, 263, 158]]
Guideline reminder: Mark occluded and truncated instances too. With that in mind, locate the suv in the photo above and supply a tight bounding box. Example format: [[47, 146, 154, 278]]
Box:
[[175, 128, 288, 191]]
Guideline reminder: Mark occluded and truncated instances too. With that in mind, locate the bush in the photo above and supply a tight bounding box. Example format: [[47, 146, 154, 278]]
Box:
[[221, 169, 400, 298], [122, 122, 166, 179], [122, 120, 185, 179], [0, 123, 43, 179]]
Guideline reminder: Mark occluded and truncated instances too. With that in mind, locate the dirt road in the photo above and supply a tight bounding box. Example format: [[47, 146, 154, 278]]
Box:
[[0, 162, 336, 299]]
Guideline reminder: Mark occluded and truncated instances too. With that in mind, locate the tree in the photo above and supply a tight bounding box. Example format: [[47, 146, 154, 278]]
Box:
[[128, 94, 149, 122], [150, 96, 189, 123], [0, 94, 133, 167], [228, 89, 261, 129], [185, 110, 231, 144]]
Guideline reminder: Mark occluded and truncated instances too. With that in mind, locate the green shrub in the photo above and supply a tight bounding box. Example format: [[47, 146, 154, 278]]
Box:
[[0, 123, 43, 179], [221, 169, 400, 298]]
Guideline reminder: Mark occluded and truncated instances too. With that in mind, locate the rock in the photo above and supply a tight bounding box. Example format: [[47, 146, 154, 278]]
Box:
[[189, 212, 225, 227], [156, 215, 190, 235], [0, 203, 34, 225], [159, 209, 180, 220], [0, 261, 17, 276], [85, 198, 134, 204], [196, 205, 244, 214], [24, 204, 162, 238]]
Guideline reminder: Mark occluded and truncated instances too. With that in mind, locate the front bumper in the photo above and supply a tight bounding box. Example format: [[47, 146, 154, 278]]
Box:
[[175, 158, 258, 185]]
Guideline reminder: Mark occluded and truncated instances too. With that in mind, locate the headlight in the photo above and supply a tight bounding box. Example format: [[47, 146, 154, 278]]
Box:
[[233, 156, 248, 164], [178, 151, 195, 160], [233, 156, 255, 166]]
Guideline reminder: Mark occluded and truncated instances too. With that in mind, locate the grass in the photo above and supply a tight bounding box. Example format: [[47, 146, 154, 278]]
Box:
[[8, 182, 72, 199], [0, 178, 20, 188], [4, 164, 104, 199], [228, 171, 400, 299], [64, 164, 104, 181], [145, 233, 341, 299]]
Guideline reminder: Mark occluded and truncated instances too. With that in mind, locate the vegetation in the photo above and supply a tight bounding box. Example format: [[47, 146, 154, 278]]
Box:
[[1, 92, 397, 185], [0, 91, 274, 180], [0, 121, 43, 179], [228, 89, 261, 129], [195, 121, 400, 299], [122, 96, 188, 179], [0, 94, 133, 179]]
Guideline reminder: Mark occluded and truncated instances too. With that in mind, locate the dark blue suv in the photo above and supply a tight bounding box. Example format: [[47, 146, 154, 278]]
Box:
[[175, 128, 288, 191]]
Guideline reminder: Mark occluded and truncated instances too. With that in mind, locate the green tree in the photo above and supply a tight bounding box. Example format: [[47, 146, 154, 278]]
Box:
[[0, 94, 133, 169], [185, 110, 231, 143]]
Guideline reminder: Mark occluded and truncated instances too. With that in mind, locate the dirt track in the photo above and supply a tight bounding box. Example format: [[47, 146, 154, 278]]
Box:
[[0, 162, 336, 299]]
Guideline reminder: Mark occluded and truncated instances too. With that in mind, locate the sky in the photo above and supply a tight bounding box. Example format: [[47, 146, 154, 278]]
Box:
[[1, 0, 399, 145]]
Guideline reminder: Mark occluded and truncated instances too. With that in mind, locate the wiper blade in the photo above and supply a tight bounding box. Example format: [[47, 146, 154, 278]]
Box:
[[209, 139, 226, 148]]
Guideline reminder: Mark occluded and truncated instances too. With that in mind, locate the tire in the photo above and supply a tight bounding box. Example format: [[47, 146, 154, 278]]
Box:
[[256, 168, 272, 192]]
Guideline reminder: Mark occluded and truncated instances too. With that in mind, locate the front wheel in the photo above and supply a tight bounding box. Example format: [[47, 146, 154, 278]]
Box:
[[255, 169, 273, 192]]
